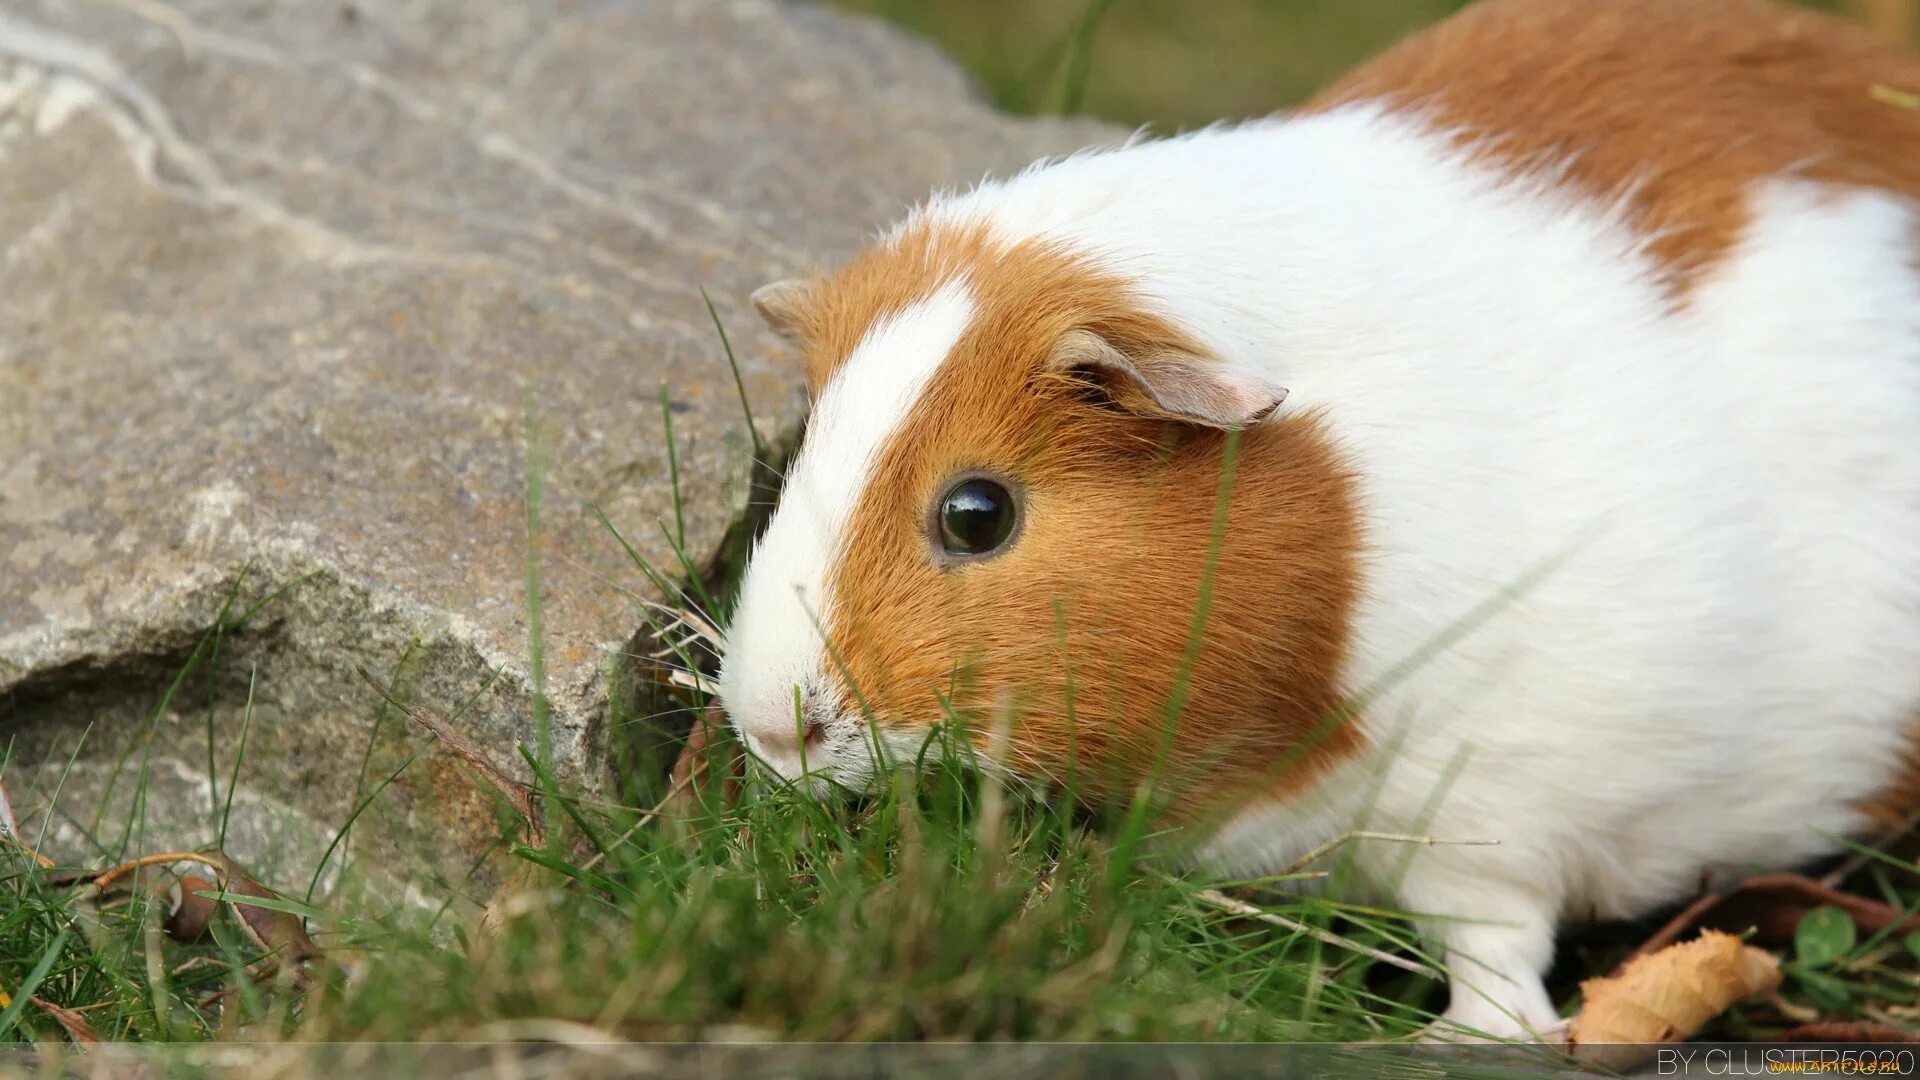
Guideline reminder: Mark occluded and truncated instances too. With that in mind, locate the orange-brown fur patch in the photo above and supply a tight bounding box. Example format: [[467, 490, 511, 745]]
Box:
[[793, 226, 1365, 824], [1859, 719, 1920, 833], [1308, 0, 1920, 294], [774, 0, 1920, 828], [776, 224, 994, 393]]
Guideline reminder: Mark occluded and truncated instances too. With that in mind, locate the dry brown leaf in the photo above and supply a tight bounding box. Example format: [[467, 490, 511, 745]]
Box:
[[1568, 930, 1781, 1070], [164, 874, 219, 942], [27, 997, 100, 1043], [44, 851, 323, 987], [217, 862, 322, 983]]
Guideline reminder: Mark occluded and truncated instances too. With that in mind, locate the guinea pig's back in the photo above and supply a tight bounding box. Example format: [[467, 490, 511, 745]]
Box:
[[1310, 0, 1920, 282], [1302, 0, 1920, 912]]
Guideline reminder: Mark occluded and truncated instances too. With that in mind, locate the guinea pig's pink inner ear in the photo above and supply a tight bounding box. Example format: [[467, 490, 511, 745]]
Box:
[[1045, 328, 1288, 430], [749, 278, 817, 346]]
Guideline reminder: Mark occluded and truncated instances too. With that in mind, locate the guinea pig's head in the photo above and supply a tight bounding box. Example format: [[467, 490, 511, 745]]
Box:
[[717, 225, 1365, 820]]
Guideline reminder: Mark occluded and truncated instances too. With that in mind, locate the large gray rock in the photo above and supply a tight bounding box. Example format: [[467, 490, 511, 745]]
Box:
[[0, 0, 1114, 898]]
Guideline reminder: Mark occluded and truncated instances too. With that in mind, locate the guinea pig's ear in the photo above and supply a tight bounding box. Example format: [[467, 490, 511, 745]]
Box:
[[1048, 328, 1288, 429], [750, 278, 816, 346]]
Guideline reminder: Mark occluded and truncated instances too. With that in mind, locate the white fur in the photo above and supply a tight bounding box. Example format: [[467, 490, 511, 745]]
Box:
[[720, 281, 975, 782], [919, 106, 1920, 1036], [727, 103, 1920, 1038]]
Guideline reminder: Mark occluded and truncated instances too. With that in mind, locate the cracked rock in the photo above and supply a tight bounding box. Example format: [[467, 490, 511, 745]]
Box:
[[0, 0, 1115, 898]]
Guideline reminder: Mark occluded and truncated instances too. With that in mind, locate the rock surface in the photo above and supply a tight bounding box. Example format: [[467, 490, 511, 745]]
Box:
[[0, 0, 1114, 898]]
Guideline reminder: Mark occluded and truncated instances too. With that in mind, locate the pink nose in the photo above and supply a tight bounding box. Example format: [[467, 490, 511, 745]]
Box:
[[757, 717, 825, 759]]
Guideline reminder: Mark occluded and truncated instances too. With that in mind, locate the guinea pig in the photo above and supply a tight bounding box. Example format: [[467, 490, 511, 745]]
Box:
[[717, 0, 1920, 1041]]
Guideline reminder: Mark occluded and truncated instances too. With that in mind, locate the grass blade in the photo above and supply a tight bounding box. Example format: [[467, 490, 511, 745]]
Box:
[[0, 928, 69, 1039], [523, 393, 556, 844], [700, 284, 766, 461]]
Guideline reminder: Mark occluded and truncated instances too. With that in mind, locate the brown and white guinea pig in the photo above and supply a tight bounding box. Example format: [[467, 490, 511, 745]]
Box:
[[717, 0, 1920, 1041]]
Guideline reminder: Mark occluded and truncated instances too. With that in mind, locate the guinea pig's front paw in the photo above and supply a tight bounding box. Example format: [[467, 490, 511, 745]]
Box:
[[1418, 1011, 1570, 1046], [1424, 958, 1568, 1044]]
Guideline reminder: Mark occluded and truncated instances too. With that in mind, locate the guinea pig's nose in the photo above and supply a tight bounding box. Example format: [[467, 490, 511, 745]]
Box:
[[757, 716, 825, 759]]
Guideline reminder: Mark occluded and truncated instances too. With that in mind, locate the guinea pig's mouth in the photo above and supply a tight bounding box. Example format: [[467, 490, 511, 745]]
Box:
[[743, 713, 938, 795]]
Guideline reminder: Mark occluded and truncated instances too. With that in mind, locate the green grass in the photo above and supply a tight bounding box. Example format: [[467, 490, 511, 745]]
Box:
[[309, 759, 1412, 1042], [8, 594, 1920, 1063], [0, 559, 1452, 1051], [5, 311, 1920, 1060], [0, 295, 1467, 1057]]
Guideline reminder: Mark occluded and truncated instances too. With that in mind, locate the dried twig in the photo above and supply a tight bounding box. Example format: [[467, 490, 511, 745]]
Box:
[[1617, 886, 1731, 969], [1279, 830, 1500, 877], [89, 851, 228, 892], [355, 665, 544, 848], [1872, 83, 1920, 110], [1152, 835, 1499, 979], [1178, 879, 1438, 977], [1620, 872, 1920, 970], [356, 666, 572, 938]]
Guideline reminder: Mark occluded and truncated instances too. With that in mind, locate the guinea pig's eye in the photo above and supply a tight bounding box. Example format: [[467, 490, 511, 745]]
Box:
[[936, 476, 1018, 560]]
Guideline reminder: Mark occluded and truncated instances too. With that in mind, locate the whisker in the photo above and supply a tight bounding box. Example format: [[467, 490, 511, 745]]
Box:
[[552, 550, 725, 636]]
